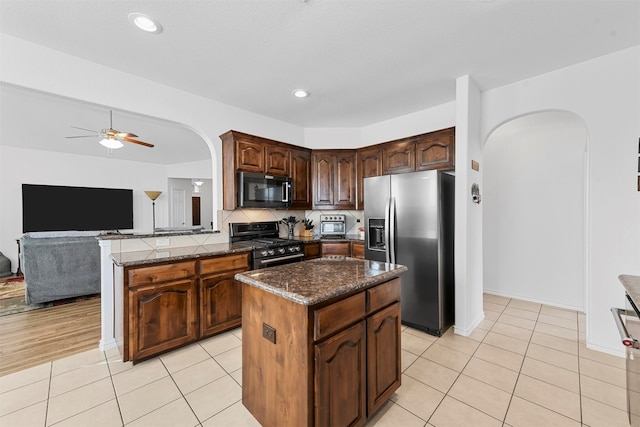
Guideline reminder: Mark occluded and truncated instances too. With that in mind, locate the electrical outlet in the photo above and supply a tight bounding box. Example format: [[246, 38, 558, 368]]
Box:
[[156, 237, 170, 247], [262, 323, 276, 344]]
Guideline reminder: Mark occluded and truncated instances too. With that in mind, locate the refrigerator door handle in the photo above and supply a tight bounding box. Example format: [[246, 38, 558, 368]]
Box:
[[384, 198, 391, 263], [389, 197, 396, 264]]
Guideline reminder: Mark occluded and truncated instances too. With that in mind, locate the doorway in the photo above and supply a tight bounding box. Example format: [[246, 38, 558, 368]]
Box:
[[192, 197, 201, 226]]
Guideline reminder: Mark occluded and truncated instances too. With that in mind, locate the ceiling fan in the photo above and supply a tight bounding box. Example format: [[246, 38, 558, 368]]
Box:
[[66, 110, 154, 149]]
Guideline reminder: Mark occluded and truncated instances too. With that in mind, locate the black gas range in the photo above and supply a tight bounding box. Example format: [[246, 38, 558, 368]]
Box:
[[229, 221, 304, 270]]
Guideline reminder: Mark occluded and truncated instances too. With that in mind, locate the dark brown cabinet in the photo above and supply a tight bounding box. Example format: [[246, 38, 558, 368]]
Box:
[[415, 127, 455, 171], [356, 146, 383, 209], [382, 140, 415, 175], [290, 148, 312, 209], [321, 241, 350, 256], [304, 241, 321, 260], [265, 144, 290, 176], [312, 149, 357, 210], [350, 241, 365, 259], [121, 253, 250, 362]]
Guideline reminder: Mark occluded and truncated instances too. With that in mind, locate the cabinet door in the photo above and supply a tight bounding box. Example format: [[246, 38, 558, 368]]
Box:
[[415, 127, 455, 171], [315, 321, 367, 427], [382, 140, 415, 175], [367, 302, 401, 415], [200, 271, 242, 337], [312, 151, 335, 207], [321, 241, 350, 257], [356, 146, 383, 210], [265, 144, 290, 176], [334, 151, 357, 210], [129, 279, 198, 362], [290, 148, 312, 209], [236, 139, 265, 172], [350, 241, 365, 259], [304, 242, 321, 259]]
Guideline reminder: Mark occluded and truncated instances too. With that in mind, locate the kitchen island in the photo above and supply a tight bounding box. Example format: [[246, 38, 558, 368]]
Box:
[[236, 257, 407, 427]]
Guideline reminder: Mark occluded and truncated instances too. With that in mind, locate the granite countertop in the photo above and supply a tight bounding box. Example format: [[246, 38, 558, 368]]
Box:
[[297, 234, 364, 243], [99, 230, 220, 240], [620, 274, 640, 306], [235, 257, 407, 306], [111, 242, 252, 267]]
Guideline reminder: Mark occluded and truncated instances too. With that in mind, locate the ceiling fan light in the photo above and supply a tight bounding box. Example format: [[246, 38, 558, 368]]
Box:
[[99, 138, 124, 149], [128, 13, 163, 34], [293, 89, 309, 98]]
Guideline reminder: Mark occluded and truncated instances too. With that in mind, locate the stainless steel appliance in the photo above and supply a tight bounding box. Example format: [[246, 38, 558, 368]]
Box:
[[237, 171, 291, 209], [612, 274, 640, 426], [364, 170, 455, 336], [230, 221, 304, 269], [320, 214, 346, 238]]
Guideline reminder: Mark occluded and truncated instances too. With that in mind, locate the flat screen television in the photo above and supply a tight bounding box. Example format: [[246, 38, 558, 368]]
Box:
[[22, 184, 134, 232]]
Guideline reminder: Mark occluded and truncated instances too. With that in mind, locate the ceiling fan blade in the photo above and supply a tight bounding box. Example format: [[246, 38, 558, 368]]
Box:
[[116, 132, 138, 138], [66, 135, 100, 138], [70, 125, 100, 133], [122, 137, 154, 148]]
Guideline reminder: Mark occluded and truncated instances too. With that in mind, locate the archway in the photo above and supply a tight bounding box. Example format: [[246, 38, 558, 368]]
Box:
[[483, 111, 588, 310]]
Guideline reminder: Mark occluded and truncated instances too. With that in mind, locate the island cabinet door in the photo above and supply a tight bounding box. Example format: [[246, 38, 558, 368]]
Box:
[[199, 271, 242, 337], [366, 302, 401, 415], [315, 320, 367, 427], [129, 279, 198, 362]]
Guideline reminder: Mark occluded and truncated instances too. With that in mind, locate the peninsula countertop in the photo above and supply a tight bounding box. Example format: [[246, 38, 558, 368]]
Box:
[[110, 242, 252, 267], [619, 274, 640, 306], [234, 257, 407, 305]]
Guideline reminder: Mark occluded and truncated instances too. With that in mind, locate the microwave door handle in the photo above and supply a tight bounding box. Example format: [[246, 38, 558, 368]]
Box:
[[282, 182, 289, 203]]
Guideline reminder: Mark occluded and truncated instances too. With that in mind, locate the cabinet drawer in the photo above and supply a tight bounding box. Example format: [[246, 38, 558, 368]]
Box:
[[367, 278, 401, 314], [314, 292, 366, 341], [128, 261, 195, 285], [199, 253, 250, 275]]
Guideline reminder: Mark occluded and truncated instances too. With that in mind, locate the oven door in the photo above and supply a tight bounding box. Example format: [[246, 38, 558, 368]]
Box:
[[253, 253, 304, 270], [612, 295, 640, 426]]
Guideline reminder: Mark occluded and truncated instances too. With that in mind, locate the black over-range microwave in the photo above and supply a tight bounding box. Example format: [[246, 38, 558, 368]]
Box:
[[237, 171, 292, 209]]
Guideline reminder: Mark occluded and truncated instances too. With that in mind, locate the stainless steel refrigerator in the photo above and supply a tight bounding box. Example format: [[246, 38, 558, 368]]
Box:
[[364, 170, 455, 336]]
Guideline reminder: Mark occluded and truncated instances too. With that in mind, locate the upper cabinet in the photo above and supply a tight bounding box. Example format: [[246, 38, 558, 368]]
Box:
[[415, 127, 455, 171], [290, 148, 312, 210], [382, 140, 415, 175], [356, 146, 383, 210], [312, 149, 357, 210]]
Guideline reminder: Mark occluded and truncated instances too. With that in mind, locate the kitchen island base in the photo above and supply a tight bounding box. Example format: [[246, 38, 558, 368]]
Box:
[[239, 260, 404, 427]]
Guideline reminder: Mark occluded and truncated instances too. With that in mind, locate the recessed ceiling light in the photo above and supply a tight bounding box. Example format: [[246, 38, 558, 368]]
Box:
[[293, 89, 309, 98], [128, 13, 163, 34]]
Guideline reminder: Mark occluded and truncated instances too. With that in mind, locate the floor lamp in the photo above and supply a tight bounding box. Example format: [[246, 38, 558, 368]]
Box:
[[144, 191, 162, 233]]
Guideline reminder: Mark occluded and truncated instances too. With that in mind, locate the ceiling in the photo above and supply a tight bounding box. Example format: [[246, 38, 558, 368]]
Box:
[[0, 0, 638, 164]]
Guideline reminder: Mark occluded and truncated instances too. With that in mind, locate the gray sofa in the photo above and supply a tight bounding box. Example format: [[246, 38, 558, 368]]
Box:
[[21, 235, 101, 304]]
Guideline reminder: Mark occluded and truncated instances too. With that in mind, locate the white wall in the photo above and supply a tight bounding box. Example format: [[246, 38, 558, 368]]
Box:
[[483, 111, 586, 310], [304, 128, 362, 149], [480, 45, 640, 354]]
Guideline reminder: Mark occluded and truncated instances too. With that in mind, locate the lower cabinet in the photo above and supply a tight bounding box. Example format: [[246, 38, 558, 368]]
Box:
[[321, 241, 350, 256], [304, 241, 321, 260], [122, 252, 250, 362]]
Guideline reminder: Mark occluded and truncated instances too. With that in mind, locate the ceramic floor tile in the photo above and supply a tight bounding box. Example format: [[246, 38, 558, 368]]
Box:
[[199, 331, 242, 357], [496, 313, 536, 330], [526, 342, 578, 372], [502, 307, 539, 321], [580, 374, 627, 411], [46, 377, 116, 426], [365, 400, 428, 427], [0, 362, 50, 394], [476, 318, 496, 331], [127, 397, 199, 427], [467, 326, 489, 342], [579, 357, 626, 387], [514, 374, 581, 421], [473, 343, 524, 372], [534, 322, 578, 341], [229, 368, 242, 386], [504, 396, 581, 427], [0, 400, 47, 427], [171, 358, 227, 395], [484, 301, 507, 314], [213, 346, 242, 373], [448, 374, 511, 420], [483, 331, 528, 355], [578, 343, 625, 368], [437, 329, 481, 355], [537, 313, 578, 330], [105, 347, 134, 376], [111, 358, 168, 396], [117, 376, 182, 424], [401, 331, 433, 356], [200, 400, 261, 427], [49, 360, 111, 397], [422, 343, 471, 372], [51, 399, 122, 427], [484, 310, 501, 321], [186, 375, 242, 422], [389, 374, 444, 420], [404, 356, 459, 393], [530, 331, 578, 355], [540, 305, 579, 321], [51, 348, 106, 377], [462, 357, 519, 393], [507, 299, 541, 313], [0, 378, 49, 417], [581, 396, 630, 427], [520, 357, 579, 393], [403, 327, 439, 344], [401, 349, 419, 372], [490, 322, 533, 342], [429, 395, 502, 427], [483, 294, 511, 306], [160, 342, 212, 374]]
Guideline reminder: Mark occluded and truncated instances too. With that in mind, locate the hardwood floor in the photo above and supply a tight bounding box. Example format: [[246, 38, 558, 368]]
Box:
[[0, 297, 101, 376]]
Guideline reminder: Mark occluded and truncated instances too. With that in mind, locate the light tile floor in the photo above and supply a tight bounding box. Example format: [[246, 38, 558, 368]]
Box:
[[0, 294, 629, 426]]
